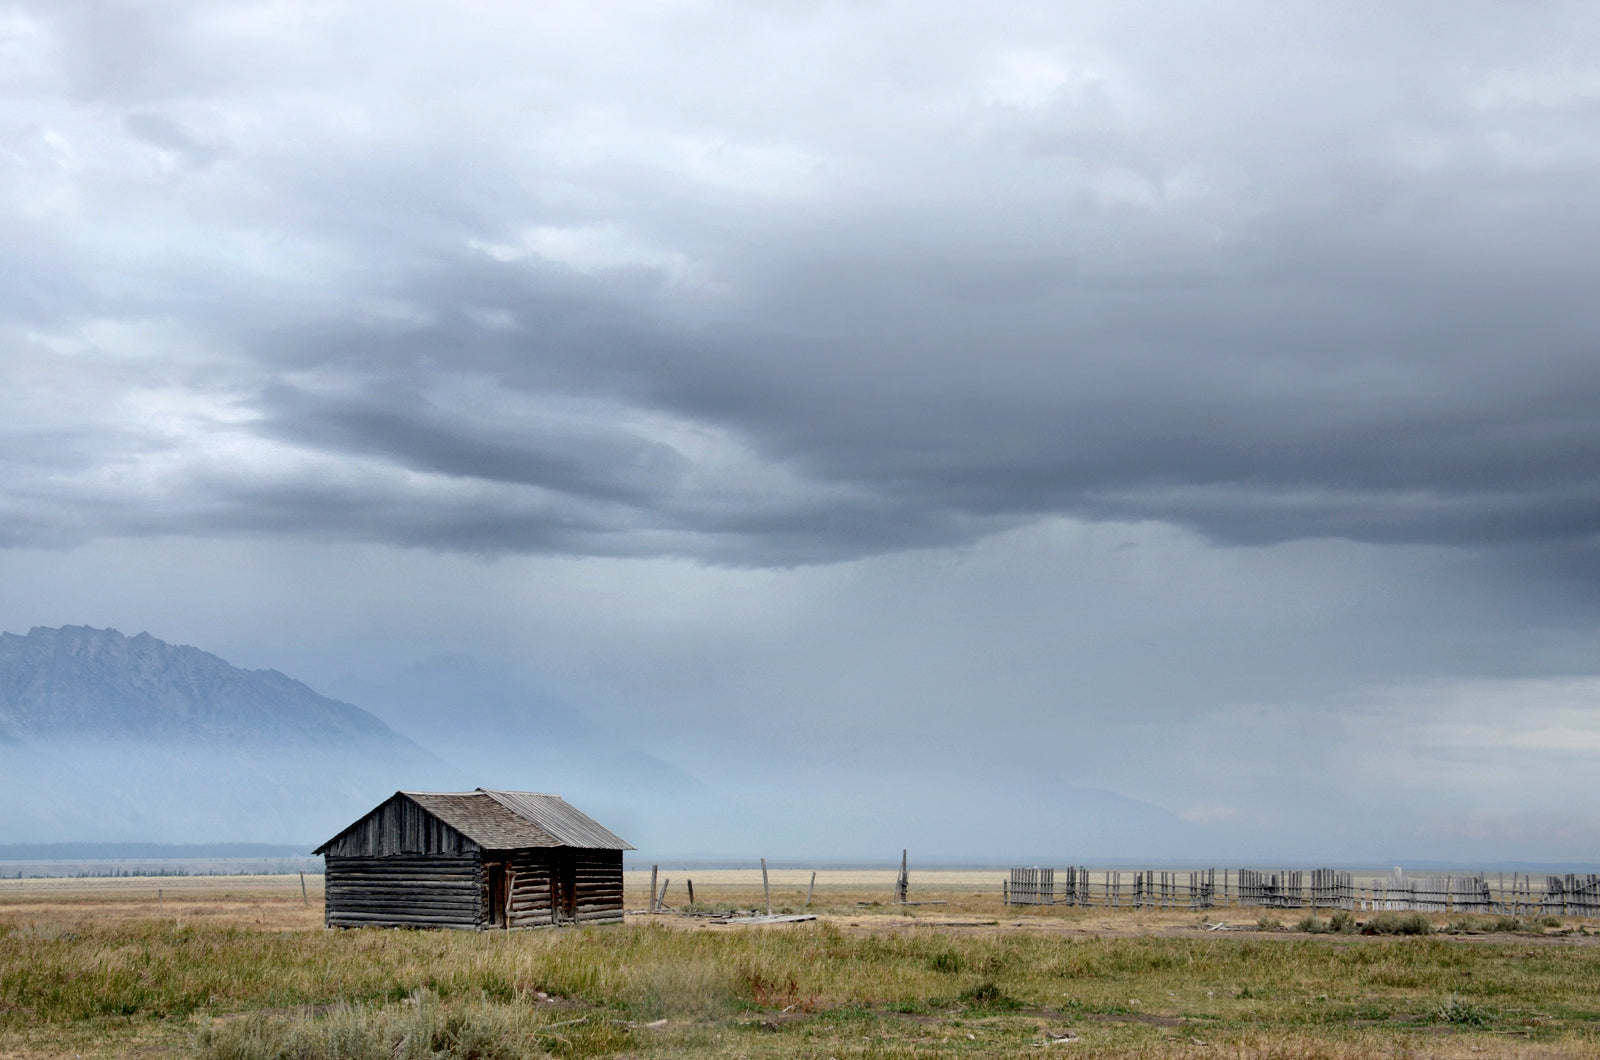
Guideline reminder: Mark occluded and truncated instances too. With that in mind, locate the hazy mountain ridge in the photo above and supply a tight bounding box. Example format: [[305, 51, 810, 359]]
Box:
[[0, 626, 440, 844], [0, 626, 414, 749], [0, 628, 1200, 859], [0, 625, 689, 848]]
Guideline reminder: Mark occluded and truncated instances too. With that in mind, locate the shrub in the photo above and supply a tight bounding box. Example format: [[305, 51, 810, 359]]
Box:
[[1361, 913, 1433, 936], [958, 980, 1021, 1010], [1435, 996, 1492, 1028], [1293, 913, 1355, 934], [1446, 915, 1535, 934]]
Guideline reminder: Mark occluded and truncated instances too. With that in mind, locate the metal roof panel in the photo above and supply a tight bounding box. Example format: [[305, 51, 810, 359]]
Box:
[[480, 789, 634, 850], [402, 791, 560, 849]]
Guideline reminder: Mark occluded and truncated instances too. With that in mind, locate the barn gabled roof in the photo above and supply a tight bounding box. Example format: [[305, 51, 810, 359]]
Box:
[[313, 788, 632, 854], [479, 789, 632, 850], [402, 791, 560, 849]]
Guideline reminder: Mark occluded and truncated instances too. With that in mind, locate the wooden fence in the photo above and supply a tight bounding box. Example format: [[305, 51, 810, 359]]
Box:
[[1543, 874, 1600, 917], [1006, 867, 1217, 909], [1238, 869, 1300, 909], [1236, 869, 1354, 910], [1371, 874, 1468, 912], [1364, 872, 1600, 915], [1007, 867, 1055, 905], [1003, 868, 1600, 915]]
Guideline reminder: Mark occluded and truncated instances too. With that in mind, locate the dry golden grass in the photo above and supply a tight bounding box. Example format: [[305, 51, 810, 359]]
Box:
[[2, 872, 1598, 1060], [0, 873, 325, 931]]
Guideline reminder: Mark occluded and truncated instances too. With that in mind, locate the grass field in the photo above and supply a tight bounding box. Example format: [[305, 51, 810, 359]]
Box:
[[3, 872, 1600, 1059]]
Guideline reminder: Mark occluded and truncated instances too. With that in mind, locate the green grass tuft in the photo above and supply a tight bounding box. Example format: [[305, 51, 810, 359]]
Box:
[[958, 979, 1021, 1010], [1434, 995, 1494, 1029], [1361, 913, 1433, 936]]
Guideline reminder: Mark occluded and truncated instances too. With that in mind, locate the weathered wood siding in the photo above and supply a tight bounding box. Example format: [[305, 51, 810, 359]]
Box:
[[566, 848, 624, 923], [491, 849, 622, 926], [320, 794, 478, 858], [325, 853, 483, 929], [506, 850, 555, 926]]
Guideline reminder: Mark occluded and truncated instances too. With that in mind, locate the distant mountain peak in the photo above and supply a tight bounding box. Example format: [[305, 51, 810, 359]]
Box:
[[0, 624, 421, 751], [0, 626, 446, 844]]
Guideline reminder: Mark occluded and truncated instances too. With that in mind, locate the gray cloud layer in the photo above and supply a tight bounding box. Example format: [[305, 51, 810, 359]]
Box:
[[4, 0, 1599, 572]]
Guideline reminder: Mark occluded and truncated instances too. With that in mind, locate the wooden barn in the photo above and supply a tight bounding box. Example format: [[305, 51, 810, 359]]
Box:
[[314, 789, 633, 930]]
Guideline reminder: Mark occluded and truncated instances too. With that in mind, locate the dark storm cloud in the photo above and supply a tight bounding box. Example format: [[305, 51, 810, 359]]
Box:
[[5, 0, 1600, 569], [259, 384, 686, 505]]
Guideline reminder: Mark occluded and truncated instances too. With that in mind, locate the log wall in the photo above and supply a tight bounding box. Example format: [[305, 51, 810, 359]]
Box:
[[565, 848, 625, 923], [325, 853, 483, 930], [488, 849, 555, 927], [496, 848, 625, 925]]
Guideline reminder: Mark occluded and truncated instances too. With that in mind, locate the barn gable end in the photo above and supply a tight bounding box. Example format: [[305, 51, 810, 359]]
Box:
[[316, 792, 480, 858]]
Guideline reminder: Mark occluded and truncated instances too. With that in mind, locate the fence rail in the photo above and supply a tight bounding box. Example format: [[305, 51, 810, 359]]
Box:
[[1002, 867, 1600, 915], [1006, 867, 1219, 909], [1544, 874, 1600, 917]]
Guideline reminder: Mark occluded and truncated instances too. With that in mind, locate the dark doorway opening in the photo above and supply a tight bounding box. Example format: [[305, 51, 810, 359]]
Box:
[[549, 851, 578, 922], [486, 859, 509, 927]]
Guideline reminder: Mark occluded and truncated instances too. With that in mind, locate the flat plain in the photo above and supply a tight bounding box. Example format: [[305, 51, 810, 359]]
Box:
[[3, 871, 1599, 1060]]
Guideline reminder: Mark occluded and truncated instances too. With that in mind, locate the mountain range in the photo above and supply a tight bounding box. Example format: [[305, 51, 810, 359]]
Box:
[[0, 626, 439, 845], [0, 625, 416, 748], [0, 626, 684, 849], [0, 625, 1195, 861]]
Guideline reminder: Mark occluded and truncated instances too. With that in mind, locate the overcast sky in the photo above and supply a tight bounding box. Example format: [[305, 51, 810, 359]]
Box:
[[3, 0, 1599, 863]]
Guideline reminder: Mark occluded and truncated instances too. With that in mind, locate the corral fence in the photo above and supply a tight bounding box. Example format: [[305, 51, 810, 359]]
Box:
[[1543, 874, 1600, 917], [1369, 872, 1600, 915], [1371, 874, 1477, 912], [1006, 867, 1218, 909], [1003, 868, 1600, 915], [1238, 869, 1353, 910]]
